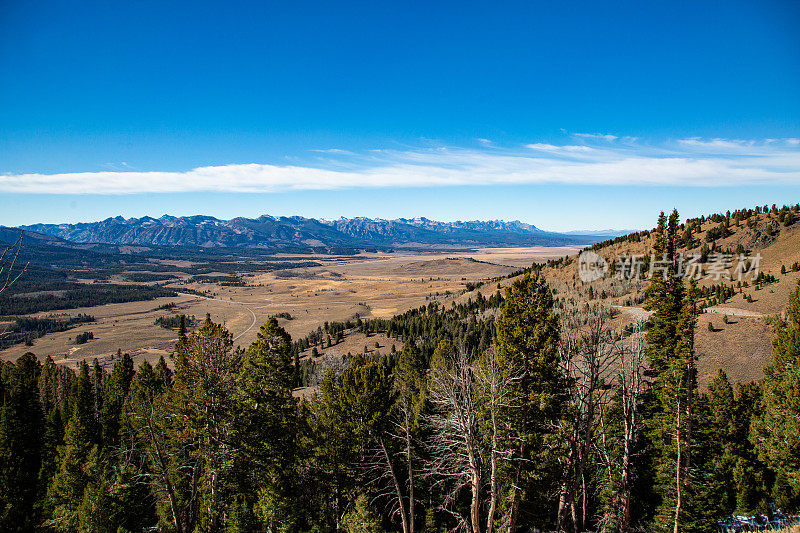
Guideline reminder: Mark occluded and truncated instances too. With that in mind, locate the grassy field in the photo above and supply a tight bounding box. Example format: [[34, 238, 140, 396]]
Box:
[[5, 211, 798, 389], [1, 247, 576, 369]]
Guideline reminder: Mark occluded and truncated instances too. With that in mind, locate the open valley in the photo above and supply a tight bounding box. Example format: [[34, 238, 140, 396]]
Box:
[[0, 246, 579, 369]]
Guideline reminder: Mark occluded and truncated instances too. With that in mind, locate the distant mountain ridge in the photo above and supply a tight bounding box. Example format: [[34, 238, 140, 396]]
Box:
[[22, 214, 618, 250]]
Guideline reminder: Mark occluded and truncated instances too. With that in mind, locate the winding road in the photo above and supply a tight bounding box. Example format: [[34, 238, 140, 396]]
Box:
[[178, 293, 258, 342], [613, 305, 765, 319]]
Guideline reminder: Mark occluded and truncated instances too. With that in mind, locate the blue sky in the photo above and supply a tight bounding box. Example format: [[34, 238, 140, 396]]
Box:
[[1, 0, 799, 231]]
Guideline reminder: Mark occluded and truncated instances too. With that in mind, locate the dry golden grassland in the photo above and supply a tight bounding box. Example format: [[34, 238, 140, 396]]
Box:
[[5, 213, 798, 389], [1, 247, 572, 369], [531, 214, 800, 388]]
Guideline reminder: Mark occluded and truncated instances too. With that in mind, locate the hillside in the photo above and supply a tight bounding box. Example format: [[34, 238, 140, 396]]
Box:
[[539, 203, 800, 386], [22, 214, 614, 250]]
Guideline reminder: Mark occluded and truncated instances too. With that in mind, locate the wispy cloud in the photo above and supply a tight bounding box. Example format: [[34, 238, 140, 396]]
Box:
[[309, 148, 354, 154], [1, 137, 799, 194], [573, 132, 619, 142]]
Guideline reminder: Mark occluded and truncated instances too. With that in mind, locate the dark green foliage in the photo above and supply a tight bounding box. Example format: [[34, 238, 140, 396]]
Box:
[[1, 209, 800, 531], [123, 272, 178, 282], [100, 353, 134, 448], [495, 271, 567, 529], [0, 353, 44, 531], [0, 314, 94, 349], [154, 314, 183, 329], [74, 331, 94, 345], [234, 317, 299, 529], [752, 281, 800, 510], [0, 280, 177, 315], [46, 361, 100, 530]]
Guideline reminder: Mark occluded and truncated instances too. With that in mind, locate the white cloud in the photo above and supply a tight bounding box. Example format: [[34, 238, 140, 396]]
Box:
[[310, 148, 354, 154], [526, 143, 594, 153], [1, 137, 799, 194], [573, 132, 619, 142]]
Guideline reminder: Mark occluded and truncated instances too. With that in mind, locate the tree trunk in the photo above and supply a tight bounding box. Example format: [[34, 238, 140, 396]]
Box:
[[620, 435, 631, 531], [508, 454, 522, 532], [468, 445, 481, 533], [381, 437, 410, 533], [334, 465, 341, 532], [405, 409, 416, 533], [674, 391, 682, 533], [486, 400, 499, 533]]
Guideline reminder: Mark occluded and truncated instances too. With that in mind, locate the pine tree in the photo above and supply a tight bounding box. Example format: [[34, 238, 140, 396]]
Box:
[[645, 210, 698, 533], [389, 341, 427, 533], [734, 382, 770, 515], [646, 211, 684, 378], [0, 353, 44, 531], [752, 281, 800, 510], [47, 361, 99, 531], [701, 370, 738, 515], [309, 368, 361, 531], [37, 406, 64, 521], [171, 317, 239, 531], [495, 271, 566, 530], [234, 317, 298, 530], [339, 353, 403, 531], [153, 354, 173, 389], [342, 492, 385, 533], [100, 352, 134, 449], [91, 359, 104, 437], [124, 360, 184, 531]]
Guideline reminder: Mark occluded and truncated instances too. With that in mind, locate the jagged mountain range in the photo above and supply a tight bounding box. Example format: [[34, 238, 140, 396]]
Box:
[[21, 215, 617, 250]]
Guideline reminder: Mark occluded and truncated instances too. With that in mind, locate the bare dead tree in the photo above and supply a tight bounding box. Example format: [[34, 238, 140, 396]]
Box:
[[473, 347, 517, 533], [619, 320, 646, 532], [558, 304, 620, 533], [424, 345, 516, 533], [362, 428, 413, 533], [400, 398, 417, 533], [0, 231, 27, 297], [425, 345, 483, 533], [0, 231, 28, 342], [595, 319, 647, 533]]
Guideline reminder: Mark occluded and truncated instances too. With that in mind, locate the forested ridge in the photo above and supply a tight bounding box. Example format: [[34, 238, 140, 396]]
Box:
[[1, 211, 799, 532]]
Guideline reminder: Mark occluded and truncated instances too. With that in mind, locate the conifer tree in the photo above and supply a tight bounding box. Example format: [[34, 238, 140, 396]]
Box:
[[171, 317, 239, 531], [645, 210, 699, 533], [0, 353, 43, 531], [47, 361, 99, 531], [338, 354, 408, 530], [495, 271, 566, 530], [698, 370, 738, 517], [100, 352, 134, 449], [125, 360, 185, 531], [153, 354, 173, 389], [308, 366, 362, 531], [752, 281, 800, 510], [386, 341, 427, 533], [234, 317, 298, 530], [37, 406, 63, 520]]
